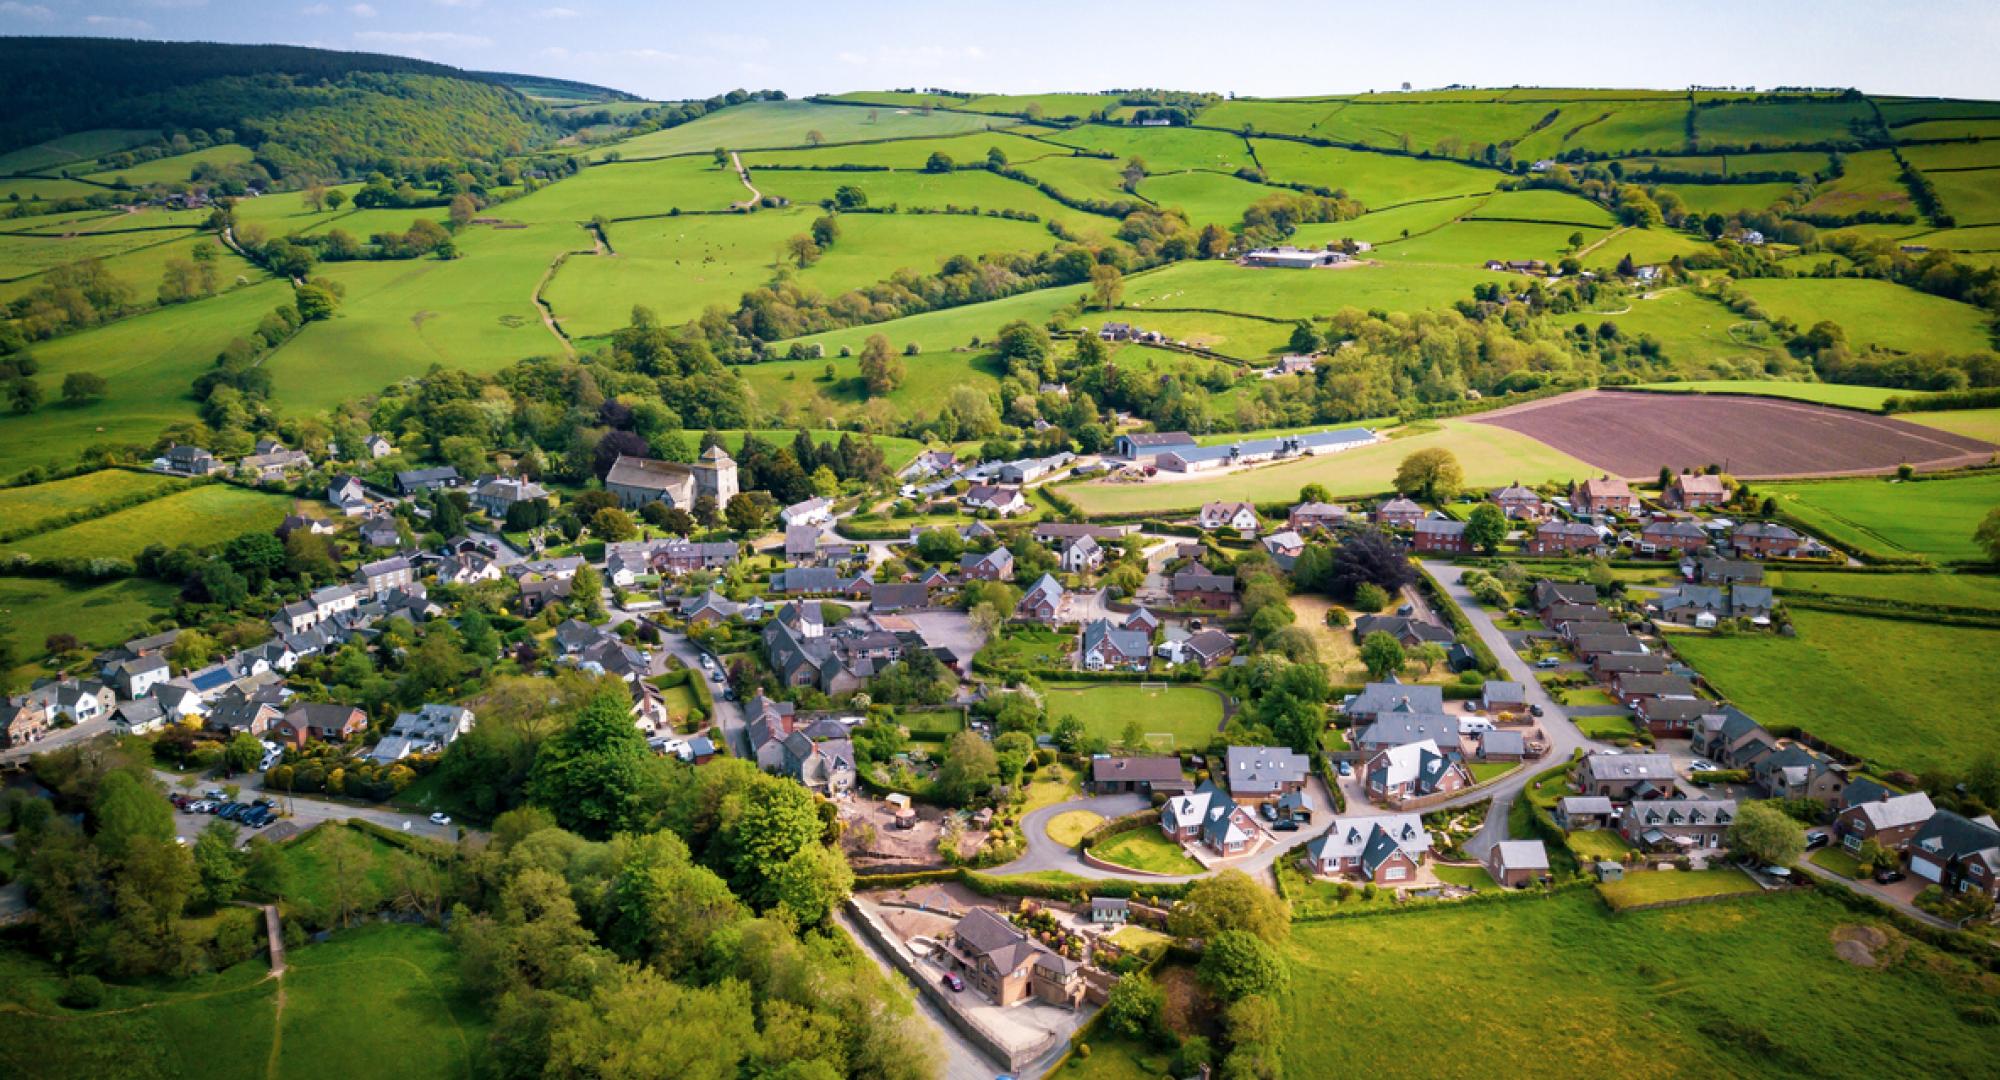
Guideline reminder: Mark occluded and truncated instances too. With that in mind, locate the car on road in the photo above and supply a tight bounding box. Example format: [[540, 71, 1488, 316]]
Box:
[[941, 972, 963, 992], [1688, 760, 1716, 773], [1528, 704, 1544, 717], [1873, 868, 1906, 884], [429, 812, 452, 826]]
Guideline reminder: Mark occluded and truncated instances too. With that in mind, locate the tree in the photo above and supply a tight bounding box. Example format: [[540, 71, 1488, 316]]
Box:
[[191, 819, 244, 907], [293, 283, 337, 321], [772, 841, 853, 926], [858, 333, 903, 396], [832, 184, 867, 210], [1727, 801, 1805, 867], [245, 837, 295, 900], [527, 686, 660, 839], [93, 770, 173, 862], [223, 732, 263, 775], [591, 507, 638, 542], [1101, 973, 1166, 1040], [810, 214, 840, 248], [1394, 447, 1464, 502], [1328, 530, 1414, 601], [317, 825, 378, 928], [725, 491, 775, 534], [7, 377, 43, 414], [923, 151, 954, 173], [1464, 503, 1508, 554], [570, 564, 605, 619], [805, 128, 826, 146], [938, 730, 998, 805], [1360, 631, 1405, 679], [715, 771, 823, 909], [168, 629, 214, 672], [60, 371, 108, 404], [1197, 929, 1286, 1001], [448, 193, 478, 230], [1976, 506, 2000, 564], [785, 233, 822, 268], [324, 188, 347, 212], [1089, 264, 1123, 310], [1168, 869, 1289, 944], [1352, 581, 1390, 612], [1287, 322, 1321, 354]]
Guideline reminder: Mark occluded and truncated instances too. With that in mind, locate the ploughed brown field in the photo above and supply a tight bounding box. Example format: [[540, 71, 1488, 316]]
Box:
[[1471, 389, 1996, 479]]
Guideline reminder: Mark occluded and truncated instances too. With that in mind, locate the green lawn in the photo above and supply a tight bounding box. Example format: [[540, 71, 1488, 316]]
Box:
[[1041, 682, 1223, 750], [1091, 828, 1204, 875], [1046, 810, 1104, 847], [1560, 687, 1622, 708], [1432, 862, 1496, 889], [1596, 868, 1762, 910], [2, 483, 299, 563], [1282, 890, 1996, 1077], [0, 469, 185, 538], [1732, 277, 1994, 355], [1763, 472, 2000, 564], [1565, 828, 1631, 862], [1626, 380, 1920, 411], [1671, 608, 2000, 773], [1811, 847, 1864, 879], [1468, 761, 1519, 783], [278, 924, 488, 1080]]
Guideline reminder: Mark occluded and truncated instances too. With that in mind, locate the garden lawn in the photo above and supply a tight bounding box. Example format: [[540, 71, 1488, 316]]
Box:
[[1045, 810, 1104, 847], [1670, 608, 2000, 773], [0, 469, 184, 538], [1282, 889, 1997, 1077], [1596, 868, 1761, 910], [1041, 682, 1224, 750], [1565, 828, 1630, 862], [1732, 277, 1993, 354], [1091, 829, 1204, 875], [1468, 762, 1518, 784], [1811, 847, 1864, 879], [1432, 863, 1496, 889], [1, 484, 299, 563], [1763, 472, 2000, 564]]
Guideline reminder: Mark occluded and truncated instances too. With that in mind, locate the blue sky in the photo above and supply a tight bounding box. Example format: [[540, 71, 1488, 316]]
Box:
[[4, 0, 1998, 101]]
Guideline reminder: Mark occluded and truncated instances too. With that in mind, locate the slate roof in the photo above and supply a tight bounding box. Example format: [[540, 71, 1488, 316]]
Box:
[[1225, 745, 1309, 797], [1849, 792, 1936, 832]]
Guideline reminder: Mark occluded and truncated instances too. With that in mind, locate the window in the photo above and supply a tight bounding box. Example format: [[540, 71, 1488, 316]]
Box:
[[1384, 865, 1408, 881]]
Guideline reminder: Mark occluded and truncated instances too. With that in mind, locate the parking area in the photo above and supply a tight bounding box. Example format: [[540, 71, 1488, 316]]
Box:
[[901, 610, 988, 671]]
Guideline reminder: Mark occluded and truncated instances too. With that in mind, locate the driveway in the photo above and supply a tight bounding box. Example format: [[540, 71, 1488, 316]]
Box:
[[1794, 858, 1962, 932], [654, 630, 749, 759]]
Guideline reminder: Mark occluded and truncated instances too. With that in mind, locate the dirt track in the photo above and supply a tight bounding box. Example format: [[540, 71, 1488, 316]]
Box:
[[1471, 389, 1996, 479]]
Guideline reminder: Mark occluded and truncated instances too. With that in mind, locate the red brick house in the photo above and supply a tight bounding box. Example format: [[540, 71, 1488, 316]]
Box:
[[1491, 482, 1545, 520], [1835, 791, 1935, 854], [960, 546, 1014, 581], [1412, 518, 1471, 553], [1486, 840, 1550, 887], [280, 703, 368, 747], [1526, 521, 1599, 555], [1908, 811, 2000, 900], [1732, 522, 1807, 559], [1639, 520, 1709, 555], [1170, 564, 1237, 609], [1571, 475, 1639, 516], [1374, 496, 1424, 527], [1303, 814, 1431, 884], [1665, 473, 1728, 509]]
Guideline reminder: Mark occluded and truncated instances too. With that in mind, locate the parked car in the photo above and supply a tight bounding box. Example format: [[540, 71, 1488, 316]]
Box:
[[1873, 868, 1906, 884], [941, 973, 963, 992], [1258, 802, 1276, 820], [1534, 656, 1561, 669], [1688, 760, 1716, 773], [1273, 819, 1300, 832], [429, 812, 452, 826], [1336, 761, 1353, 777], [1804, 830, 1830, 851], [1528, 704, 1544, 717]]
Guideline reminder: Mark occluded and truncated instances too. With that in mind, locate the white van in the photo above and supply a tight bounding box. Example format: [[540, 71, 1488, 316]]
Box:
[[1459, 717, 1496, 735]]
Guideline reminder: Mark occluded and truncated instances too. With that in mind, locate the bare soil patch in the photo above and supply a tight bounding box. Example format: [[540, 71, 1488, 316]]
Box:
[[1471, 389, 1995, 479], [1830, 923, 1901, 968]]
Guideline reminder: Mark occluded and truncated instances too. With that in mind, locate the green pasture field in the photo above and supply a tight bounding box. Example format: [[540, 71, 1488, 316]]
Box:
[[1043, 124, 1252, 172], [1137, 170, 1288, 226], [1195, 100, 1340, 139], [738, 347, 1004, 426], [1899, 142, 2000, 171], [1119, 258, 1504, 320], [1280, 890, 1998, 1078], [820, 91, 970, 108], [1655, 181, 1798, 216], [0, 278, 294, 480], [1465, 188, 1616, 226], [1764, 569, 2000, 612], [953, 93, 1119, 120], [1927, 169, 2000, 225], [1074, 308, 1296, 360], [1672, 608, 2000, 772], [278, 925, 488, 1079], [1763, 472, 2000, 564], [510, 155, 750, 220], [1309, 102, 1558, 158], [549, 210, 791, 335], [1014, 154, 1133, 206], [0, 222, 183, 279], [1776, 251, 1854, 275], [83, 143, 256, 187], [784, 280, 1088, 355], [1800, 149, 1912, 219], [1577, 227, 1713, 271], [1041, 682, 1223, 749], [2, 483, 299, 563], [1915, 224, 2000, 252], [741, 129, 1056, 170], [1893, 118, 2000, 142], [1373, 218, 1596, 267], [0, 177, 114, 203], [0, 128, 160, 174], [704, 429, 925, 473], [792, 210, 1064, 291], [1818, 222, 1929, 246], [1623, 150, 1832, 177], [1090, 828, 1204, 875], [754, 170, 1110, 241], [5, 206, 211, 235], [1697, 99, 1878, 149], [1903, 407, 2000, 445], [0, 469, 185, 535], [1508, 100, 1692, 160], [1622, 379, 1909, 409], [0, 232, 261, 312], [592, 100, 1015, 160], [1733, 277, 1993, 354], [0, 577, 178, 682], [1063, 419, 1594, 514], [1878, 98, 2000, 124], [1290, 195, 1487, 248], [1248, 139, 1499, 206]]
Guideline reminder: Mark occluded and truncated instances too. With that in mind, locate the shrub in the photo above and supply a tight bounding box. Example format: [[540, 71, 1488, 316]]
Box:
[[60, 975, 105, 1009], [1353, 582, 1390, 611]]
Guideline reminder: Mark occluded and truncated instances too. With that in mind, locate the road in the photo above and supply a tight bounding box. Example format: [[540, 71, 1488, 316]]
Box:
[[1794, 855, 1963, 933], [156, 768, 467, 846], [0, 716, 111, 765], [728, 151, 762, 208], [653, 628, 749, 758]]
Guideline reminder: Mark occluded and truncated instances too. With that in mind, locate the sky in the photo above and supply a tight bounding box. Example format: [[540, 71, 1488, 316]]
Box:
[[4, 0, 1999, 101]]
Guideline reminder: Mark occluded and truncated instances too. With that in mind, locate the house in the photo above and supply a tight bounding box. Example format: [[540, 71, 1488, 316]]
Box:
[[1481, 680, 1528, 713], [469, 475, 549, 518], [1528, 521, 1602, 555], [1413, 517, 1471, 553], [1351, 614, 1454, 650], [1032, 522, 1133, 545], [1578, 752, 1678, 799], [1579, 638, 1653, 667], [1636, 697, 1709, 738], [1695, 557, 1764, 585], [1731, 586, 1775, 620], [1554, 796, 1615, 831], [677, 589, 741, 626], [1017, 574, 1066, 623], [1365, 739, 1471, 803], [1692, 706, 1772, 768], [1374, 496, 1424, 527], [363, 433, 394, 458], [1089, 755, 1189, 796], [960, 546, 1014, 582], [961, 484, 1029, 517], [109, 697, 167, 735], [1160, 781, 1260, 856], [1113, 431, 1197, 460], [1639, 520, 1709, 555], [1179, 628, 1237, 669], [1080, 618, 1151, 670], [109, 655, 171, 700], [205, 687, 283, 737], [1477, 729, 1527, 762], [899, 448, 957, 479], [1224, 745, 1309, 803], [1089, 897, 1130, 925], [439, 552, 502, 586], [395, 466, 462, 496], [162, 444, 223, 476], [239, 445, 312, 481], [328, 475, 370, 516], [1665, 473, 1728, 509], [1170, 564, 1237, 609], [1531, 580, 1598, 614], [868, 582, 931, 614], [785, 525, 826, 566], [354, 555, 416, 596], [1288, 502, 1350, 531], [1749, 743, 1846, 805], [279, 703, 367, 747], [371, 703, 474, 762], [1908, 811, 2000, 899], [358, 516, 403, 549], [1486, 840, 1550, 887], [1059, 534, 1104, 573], [945, 907, 1084, 1008], [1570, 475, 1638, 516], [1261, 530, 1305, 568], [1652, 585, 1727, 626], [1611, 671, 1698, 709], [1619, 798, 1736, 851], [1836, 792, 1936, 854], [44, 678, 114, 722], [1491, 482, 1545, 520], [771, 567, 841, 595], [1542, 602, 1607, 631], [1198, 501, 1260, 534], [1304, 814, 1431, 883], [518, 576, 574, 616], [3, 695, 52, 747], [1733, 522, 1806, 559], [1345, 680, 1445, 724], [780, 496, 835, 529]]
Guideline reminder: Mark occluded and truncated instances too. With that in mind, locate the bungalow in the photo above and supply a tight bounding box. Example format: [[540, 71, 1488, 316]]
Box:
[[1908, 811, 2000, 899], [1089, 755, 1188, 796], [1225, 745, 1310, 803], [1374, 496, 1425, 527], [1413, 517, 1471, 553], [1344, 680, 1444, 724], [1352, 614, 1454, 650], [1639, 520, 1710, 555], [1288, 501, 1350, 532], [1577, 637, 1652, 665], [1090, 897, 1130, 925], [279, 703, 367, 748], [868, 582, 931, 614], [1304, 814, 1431, 884], [1620, 798, 1736, 851], [1017, 574, 1066, 623], [771, 567, 842, 595], [1665, 473, 1728, 510], [1554, 795, 1616, 831], [1652, 584, 1728, 627], [1170, 565, 1237, 609], [900, 448, 958, 479], [1491, 482, 1545, 520], [395, 466, 462, 496], [1571, 475, 1639, 516], [1180, 628, 1237, 668], [1611, 671, 1699, 709], [1636, 697, 1710, 738], [1531, 580, 1598, 614], [1032, 522, 1132, 545], [1477, 729, 1527, 762], [1486, 840, 1550, 887], [780, 496, 835, 529], [946, 907, 1085, 1008], [960, 546, 1014, 581], [1733, 522, 1807, 559], [1080, 617, 1150, 670], [1577, 752, 1678, 799], [1731, 586, 1775, 620], [1481, 680, 1527, 713], [1528, 521, 1602, 556], [1836, 791, 1935, 854], [1199, 501, 1260, 534], [678, 589, 741, 626], [1540, 601, 1604, 630], [1351, 706, 1460, 755], [1365, 739, 1471, 803], [961, 484, 1029, 517]]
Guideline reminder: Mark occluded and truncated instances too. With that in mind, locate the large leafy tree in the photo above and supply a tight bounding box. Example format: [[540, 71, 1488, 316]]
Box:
[[1326, 529, 1414, 601], [1394, 447, 1464, 502], [1464, 502, 1508, 553], [715, 773, 822, 910], [527, 685, 662, 839], [1726, 801, 1805, 866], [1197, 929, 1287, 1001], [1168, 869, 1289, 944]]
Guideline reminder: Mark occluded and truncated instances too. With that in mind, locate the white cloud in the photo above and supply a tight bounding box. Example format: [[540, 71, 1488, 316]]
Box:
[[536, 5, 578, 17], [353, 30, 493, 47], [0, 1, 54, 18], [298, 3, 330, 13], [431, 0, 482, 6], [83, 13, 152, 31], [132, 0, 209, 9], [346, 2, 374, 15]]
